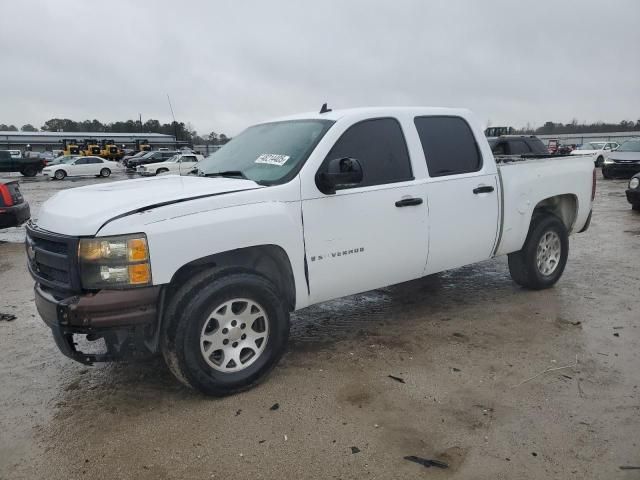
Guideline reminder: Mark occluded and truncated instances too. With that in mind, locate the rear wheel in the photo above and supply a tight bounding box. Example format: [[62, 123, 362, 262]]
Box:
[[508, 214, 569, 290], [20, 166, 38, 177], [162, 270, 290, 396], [54, 169, 66, 180], [100, 168, 111, 178]]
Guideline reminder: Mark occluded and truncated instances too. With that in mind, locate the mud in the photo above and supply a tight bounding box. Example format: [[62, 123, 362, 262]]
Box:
[[1, 174, 639, 479]]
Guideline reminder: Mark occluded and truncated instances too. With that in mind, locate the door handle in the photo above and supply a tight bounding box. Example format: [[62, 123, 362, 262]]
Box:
[[395, 197, 423, 207], [473, 185, 494, 194]]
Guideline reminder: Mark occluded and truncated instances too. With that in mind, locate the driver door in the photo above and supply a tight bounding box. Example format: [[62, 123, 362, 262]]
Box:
[[301, 117, 429, 305]]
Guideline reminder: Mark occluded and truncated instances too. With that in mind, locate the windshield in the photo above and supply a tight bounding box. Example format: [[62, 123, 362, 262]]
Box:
[[577, 144, 595, 150], [617, 140, 640, 152], [61, 156, 77, 164], [197, 119, 334, 185], [166, 155, 180, 163]]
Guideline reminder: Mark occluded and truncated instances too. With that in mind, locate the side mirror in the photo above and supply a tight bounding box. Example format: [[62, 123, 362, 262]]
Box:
[[316, 157, 363, 194]]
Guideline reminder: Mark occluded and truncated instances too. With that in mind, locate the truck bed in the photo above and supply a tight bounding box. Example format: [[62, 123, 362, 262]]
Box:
[[494, 154, 594, 256]]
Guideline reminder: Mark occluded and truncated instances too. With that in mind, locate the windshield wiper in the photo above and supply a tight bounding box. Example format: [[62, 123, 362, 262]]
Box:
[[204, 170, 248, 180]]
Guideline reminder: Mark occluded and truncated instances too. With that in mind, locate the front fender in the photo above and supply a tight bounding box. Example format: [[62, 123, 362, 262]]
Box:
[[102, 199, 308, 309]]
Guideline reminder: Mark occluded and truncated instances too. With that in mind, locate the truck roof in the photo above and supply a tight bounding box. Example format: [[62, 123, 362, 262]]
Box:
[[265, 106, 474, 123]]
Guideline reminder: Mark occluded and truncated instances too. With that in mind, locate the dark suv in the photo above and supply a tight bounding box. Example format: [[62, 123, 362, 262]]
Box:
[[489, 136, 548, 156]]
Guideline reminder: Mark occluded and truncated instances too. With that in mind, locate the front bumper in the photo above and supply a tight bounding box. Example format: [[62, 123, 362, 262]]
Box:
[[35, 284, 162, 364], [603, 162, 640, 177], [0, 201, 30, 228], [626, 188, 640, 206]]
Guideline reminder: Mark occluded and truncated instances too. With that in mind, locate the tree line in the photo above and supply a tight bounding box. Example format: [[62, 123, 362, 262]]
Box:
[[512, 119, 640, 135], [0, 119, 231, 145]]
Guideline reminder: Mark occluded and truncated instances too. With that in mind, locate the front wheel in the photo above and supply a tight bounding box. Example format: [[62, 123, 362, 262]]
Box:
[[602, 168, 612, 179], [508, 214, 569, 290], [54, 169, 66, 180], [156, 168, 169, 175], [595, 156, 604, 167], [632, 203, 640, 211], [100, 168, 111, 178], [162, 271, 290, 396]]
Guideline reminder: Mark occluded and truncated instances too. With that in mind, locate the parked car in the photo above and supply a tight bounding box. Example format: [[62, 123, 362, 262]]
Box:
[[41, 156, 122, 180], [489, 135, 548, 156], [602, 139, 640, 179], [121, 151, 149, 166], [125, 151, 180, 169], [137, 154, 205, 176], [570, 141, 619, 167], [626, 173, 640, 210], [0, 150, 47, 177], [27, 107, 595, 396], [0, 180, 30, 228]]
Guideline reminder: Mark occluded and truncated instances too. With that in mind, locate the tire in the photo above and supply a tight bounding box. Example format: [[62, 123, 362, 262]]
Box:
[[100, 168, 111, 178], [595, 156, 604, 167], [508, 214, 569, 290], [602, 168, 612, 179], [54, 169, 66, 180], [156, 168, 169, 175], [632, 203, 640, 211], [20, 166, 38, 177], [162, 270, 290, 396]]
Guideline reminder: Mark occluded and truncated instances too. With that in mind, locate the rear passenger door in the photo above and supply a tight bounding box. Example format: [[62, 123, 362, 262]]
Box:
[[414, 116, 500, 275], [301, 118, 429, 304]]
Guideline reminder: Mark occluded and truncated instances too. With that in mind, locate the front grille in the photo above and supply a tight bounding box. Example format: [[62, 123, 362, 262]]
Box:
[[26, 223, 81, 293]]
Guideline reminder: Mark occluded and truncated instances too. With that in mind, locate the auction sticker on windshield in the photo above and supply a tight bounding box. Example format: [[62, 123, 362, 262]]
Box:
[[255, 154, 290, 166]]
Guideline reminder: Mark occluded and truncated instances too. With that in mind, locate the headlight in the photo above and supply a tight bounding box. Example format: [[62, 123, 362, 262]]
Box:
[[604, 157, 614, 164], [78, 234, 151, 289], [630, 177, 640, 189]]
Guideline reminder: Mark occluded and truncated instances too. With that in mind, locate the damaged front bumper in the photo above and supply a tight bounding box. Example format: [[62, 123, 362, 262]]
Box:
[[34, 284, 162, 364]]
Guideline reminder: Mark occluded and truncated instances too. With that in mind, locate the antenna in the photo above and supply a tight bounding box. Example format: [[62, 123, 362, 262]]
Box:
[[167, 94, 178, 145], [319, 102, 332, 114]]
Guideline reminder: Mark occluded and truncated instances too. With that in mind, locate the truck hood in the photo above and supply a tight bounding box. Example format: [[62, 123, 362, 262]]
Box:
[[35, 175, 262, 236]]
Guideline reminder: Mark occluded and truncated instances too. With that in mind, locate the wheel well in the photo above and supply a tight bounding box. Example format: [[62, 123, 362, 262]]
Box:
[[532, 194, 578, 231], [167, 245, 296, 311]]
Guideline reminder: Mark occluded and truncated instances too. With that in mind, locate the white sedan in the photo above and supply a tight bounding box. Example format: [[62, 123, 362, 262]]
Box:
[[42, 156, 122, 180], [570, 141, 619, 167], [137, 154, 205, 176]]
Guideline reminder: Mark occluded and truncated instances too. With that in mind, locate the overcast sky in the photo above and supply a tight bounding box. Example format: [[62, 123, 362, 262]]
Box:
[[1, 0, 639, 136]]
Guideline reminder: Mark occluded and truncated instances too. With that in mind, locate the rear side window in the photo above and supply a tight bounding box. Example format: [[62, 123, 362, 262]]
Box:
[[509, 140, 531, 155], [325, 118, 412, 187], [414, 116, 482, 177]]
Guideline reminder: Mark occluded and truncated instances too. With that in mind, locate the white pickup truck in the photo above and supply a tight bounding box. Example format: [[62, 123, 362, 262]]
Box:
[[27, 107, 595, 396]]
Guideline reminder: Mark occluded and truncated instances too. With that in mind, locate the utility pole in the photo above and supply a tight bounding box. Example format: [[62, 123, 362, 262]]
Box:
[[167, 94, 178, 148]]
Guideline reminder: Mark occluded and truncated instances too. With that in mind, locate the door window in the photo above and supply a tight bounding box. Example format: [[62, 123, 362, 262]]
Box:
[[74, 158, 88, 165], [323, 118, 412, 188], [414, 116, 482, 177]]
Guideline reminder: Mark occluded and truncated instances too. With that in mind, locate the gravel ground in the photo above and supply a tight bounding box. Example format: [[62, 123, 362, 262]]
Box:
[[0, 172, 639, 479]]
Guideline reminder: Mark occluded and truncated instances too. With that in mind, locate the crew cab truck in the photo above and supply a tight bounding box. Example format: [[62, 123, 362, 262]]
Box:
[[26, 107, 595, 396]]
